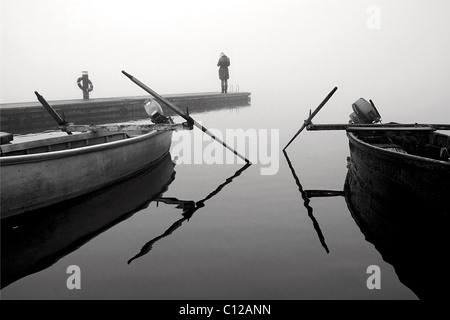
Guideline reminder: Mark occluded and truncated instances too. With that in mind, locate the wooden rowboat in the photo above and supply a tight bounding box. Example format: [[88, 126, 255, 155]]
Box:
[[347, 129, 450, 217], [301, 96, 450, 216], [1, 71, 247, 219], [0, 127, 178, 219], [285, 91, 449, 298]]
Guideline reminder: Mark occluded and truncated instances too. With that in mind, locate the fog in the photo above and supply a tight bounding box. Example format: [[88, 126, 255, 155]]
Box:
[[1, 0, 450, 122]]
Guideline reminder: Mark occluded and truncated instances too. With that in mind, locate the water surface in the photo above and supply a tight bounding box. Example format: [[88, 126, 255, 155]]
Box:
[[3, 87, 438, 300]]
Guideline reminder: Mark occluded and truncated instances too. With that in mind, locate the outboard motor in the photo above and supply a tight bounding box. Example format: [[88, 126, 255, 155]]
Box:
[[144, 98, 171, 124], [349, 98, 382, 124]]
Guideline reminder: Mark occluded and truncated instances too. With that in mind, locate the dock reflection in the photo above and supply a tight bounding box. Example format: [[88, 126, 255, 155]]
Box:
[[345, 156, 450, 300], [0, 154, 176, 289], [127, 163, 251, 264]]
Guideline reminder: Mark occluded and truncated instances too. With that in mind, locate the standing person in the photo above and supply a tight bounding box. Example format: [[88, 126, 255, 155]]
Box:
[[217, 52, 230, 93]]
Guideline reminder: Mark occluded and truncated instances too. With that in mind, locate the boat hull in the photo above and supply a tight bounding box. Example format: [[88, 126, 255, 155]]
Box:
[[346, 131, 450, 217], [0, 130, 172, 218]]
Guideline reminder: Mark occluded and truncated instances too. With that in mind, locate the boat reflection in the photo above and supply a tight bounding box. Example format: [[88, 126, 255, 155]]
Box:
[[0, 154, 176, 289], [127, 163, 251, 264], [345, 156, 450, 300]]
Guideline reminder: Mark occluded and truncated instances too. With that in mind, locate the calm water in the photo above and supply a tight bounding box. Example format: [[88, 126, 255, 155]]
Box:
[[2, 87, 437, 300]]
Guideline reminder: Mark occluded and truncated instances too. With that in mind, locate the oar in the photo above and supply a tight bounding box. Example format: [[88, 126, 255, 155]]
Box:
[[122, 70, 250, 163], [35, 91, 72, 135], [283, 87, 338, 150]]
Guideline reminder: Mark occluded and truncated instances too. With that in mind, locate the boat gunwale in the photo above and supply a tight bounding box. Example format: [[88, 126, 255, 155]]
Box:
[[347, 131, 450, 167], [0, 130, 164, 165]]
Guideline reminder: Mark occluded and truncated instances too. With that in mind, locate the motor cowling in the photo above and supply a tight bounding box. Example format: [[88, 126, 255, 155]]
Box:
[[144, 98, 171, 124], [349, 98, 382, 124]]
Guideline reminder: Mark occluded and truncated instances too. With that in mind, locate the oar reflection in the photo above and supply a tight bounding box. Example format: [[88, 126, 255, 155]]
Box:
[[283, 150, 344, 254], [127, 163, 251, 264]]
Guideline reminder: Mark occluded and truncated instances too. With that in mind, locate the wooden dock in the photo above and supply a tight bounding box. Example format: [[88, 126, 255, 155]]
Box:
[[0, 92, 251, 134]]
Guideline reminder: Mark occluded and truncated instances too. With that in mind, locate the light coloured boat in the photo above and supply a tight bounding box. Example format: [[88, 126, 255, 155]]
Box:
[[0, 127, 175, 218]]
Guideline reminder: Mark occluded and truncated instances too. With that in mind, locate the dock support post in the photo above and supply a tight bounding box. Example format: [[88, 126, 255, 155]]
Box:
[[77, 71, 93, 100]]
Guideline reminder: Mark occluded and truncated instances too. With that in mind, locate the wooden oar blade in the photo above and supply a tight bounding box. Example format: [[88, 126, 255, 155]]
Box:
[[35, 91, 66, 125], [35, 91, 72, 135]]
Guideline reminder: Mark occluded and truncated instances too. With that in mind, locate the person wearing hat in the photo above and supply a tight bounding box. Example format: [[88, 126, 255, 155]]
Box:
[[217, 52, 230, 93]]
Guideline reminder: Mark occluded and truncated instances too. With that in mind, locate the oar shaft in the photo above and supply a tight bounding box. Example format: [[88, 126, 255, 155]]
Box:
[[283, 87, 338, 150], [197, 124, 249, 162], [122, 71, 192, 123], [122, 71, 250, 163], [307, 123, 450, 131], [308, 87, 338, 122]]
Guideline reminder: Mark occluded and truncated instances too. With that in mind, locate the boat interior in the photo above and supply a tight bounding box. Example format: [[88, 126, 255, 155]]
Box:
[[0, 132, 130, 157], [355, 130, 450, 161]]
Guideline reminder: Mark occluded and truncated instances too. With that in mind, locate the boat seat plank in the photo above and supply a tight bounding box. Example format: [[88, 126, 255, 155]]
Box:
[[0, 132, 129, 156]]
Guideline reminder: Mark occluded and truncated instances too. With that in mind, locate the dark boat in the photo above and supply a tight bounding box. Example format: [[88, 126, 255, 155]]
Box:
[[307, 97, 450, 217], [295, 93, 450, 299], [0, 153, 176, 289], [345, 98, 449, 217], [347, 129, 450, 217], [342, 99, 449, 300]]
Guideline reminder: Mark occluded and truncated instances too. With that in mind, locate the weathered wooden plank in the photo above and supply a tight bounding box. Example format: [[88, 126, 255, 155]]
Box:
[[307, 123, 450, 131], [346, 127, 436, 132], [305, 190, 345, 198], [59, 122, 192, 133], [0, 132, 128, 155]]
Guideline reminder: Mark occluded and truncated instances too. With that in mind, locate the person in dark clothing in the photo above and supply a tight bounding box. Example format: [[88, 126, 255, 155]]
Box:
[[217, 52, 230, 93]]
